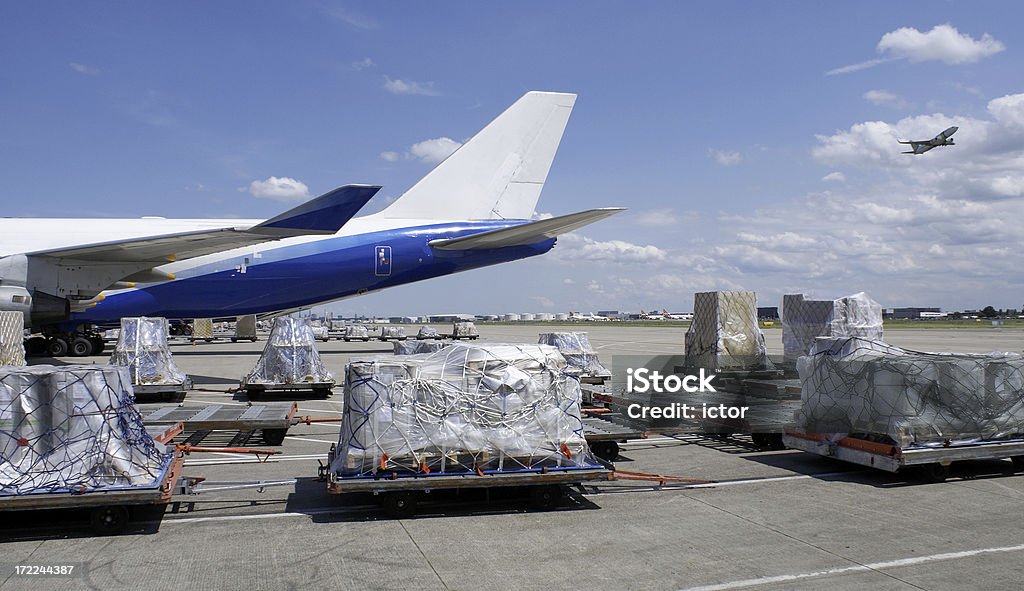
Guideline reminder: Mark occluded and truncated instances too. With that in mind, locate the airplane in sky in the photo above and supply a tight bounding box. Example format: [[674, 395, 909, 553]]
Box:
[[0, 91, 623, 356], [898, 126, 958, 155]]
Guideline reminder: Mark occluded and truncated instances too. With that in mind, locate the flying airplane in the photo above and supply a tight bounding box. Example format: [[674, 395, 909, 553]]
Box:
[[0, 91, 623, 356], [898, 126, 958, 155]]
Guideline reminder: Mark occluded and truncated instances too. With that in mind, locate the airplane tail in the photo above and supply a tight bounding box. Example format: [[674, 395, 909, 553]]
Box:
[[380, 91, 577, 221]]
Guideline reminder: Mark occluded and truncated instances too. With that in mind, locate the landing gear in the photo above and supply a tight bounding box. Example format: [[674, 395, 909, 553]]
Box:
[[70, 335, 93, 357], [31, 329, 107, 358], [47, 335, 69, 357]]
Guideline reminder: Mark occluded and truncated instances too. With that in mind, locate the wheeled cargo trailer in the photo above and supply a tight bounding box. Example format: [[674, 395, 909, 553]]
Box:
[[783, 428, 1024, 482], [322, 446, 610, 517], [139, 401, 298, 446]]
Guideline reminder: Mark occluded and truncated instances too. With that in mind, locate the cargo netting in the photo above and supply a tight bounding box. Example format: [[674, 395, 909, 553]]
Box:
[[381, 326, 406, 339], [332, 343, 598, 476], [452, 322, 479, 338], [0, 365, 171, 495], [393, 340, 448, 355], [782, 292, 883, 360], [108, 317, 187, 385], [244, 318, 333, 385], [537, 332, 610, 379], [796, 337, 1024, 447], [0, 311, 25, 366], [684, 291, 771, 370], [417, 326, 440, 339]]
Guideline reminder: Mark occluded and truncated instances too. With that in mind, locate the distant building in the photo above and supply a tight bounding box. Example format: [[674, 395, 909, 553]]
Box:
[[889, 307, 942, 319], [427, 314, 476, 322], [597, 310, 626, 320], [757, 306, 779, 320]]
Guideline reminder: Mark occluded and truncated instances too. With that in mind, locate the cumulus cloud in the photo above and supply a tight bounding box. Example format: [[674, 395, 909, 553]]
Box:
[[409, 137, 461, 163], [557, 233, 667, 264], [247, 176, 311, 202], [878, 24, 1005, 64], [827, 24, 1004, 75], [383, 77, 440, 96], [379, 151, 399, 162], [69, 62, 99, 75], [633, 208, 682, 227], [864, 89, 909, 109], [708, 149, 742, 166], [822, 171, 846, 183]]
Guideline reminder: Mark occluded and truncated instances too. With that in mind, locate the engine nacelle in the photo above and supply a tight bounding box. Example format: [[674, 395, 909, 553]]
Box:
[[0, 285, 32, 325]]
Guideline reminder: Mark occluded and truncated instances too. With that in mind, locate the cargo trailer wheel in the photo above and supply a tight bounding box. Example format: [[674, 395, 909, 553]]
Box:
[[47, 336, 69, 357], [529, 485, 564, 510], [262, 428, 287, 446], [382, 492, 418, 518], [1011, 456, 1024, 472], [919, 463, 950, 483], [752, 433, 785, 450], [91, 505, 129, 535], [591, 441, 620, 461]]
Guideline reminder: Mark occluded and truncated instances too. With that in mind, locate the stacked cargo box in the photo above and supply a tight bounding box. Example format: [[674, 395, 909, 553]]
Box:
[[393, 340, 448, 355], [684, 291, 769, 370], [782, 292, 883, 361], [0, 311, 25, 366], [796, 337, 1024, 447], [537, 332, 611, 380], [0, 365, 171, 495], [108, 317, 188, 386], [244, 318, 333, 386], [332, 343, 596, 475]]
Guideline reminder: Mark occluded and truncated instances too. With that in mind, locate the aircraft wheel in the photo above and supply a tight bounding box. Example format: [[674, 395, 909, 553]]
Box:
[[25, 336, 48, 356], [70, 336, 93, 357], [47, 336, 69, 357], [89, 335, 105, 355]]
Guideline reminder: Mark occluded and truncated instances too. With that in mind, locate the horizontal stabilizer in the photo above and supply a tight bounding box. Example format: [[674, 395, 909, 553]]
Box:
[[253, 184, 380, 235], [429, 208, 624, 250]]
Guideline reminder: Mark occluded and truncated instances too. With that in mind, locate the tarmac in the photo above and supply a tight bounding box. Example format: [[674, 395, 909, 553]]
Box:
[[3, 325, 1024, 591]]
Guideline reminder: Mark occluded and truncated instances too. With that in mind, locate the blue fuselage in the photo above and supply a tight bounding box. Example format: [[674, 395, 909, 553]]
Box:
[[73, 220, 554, 323]]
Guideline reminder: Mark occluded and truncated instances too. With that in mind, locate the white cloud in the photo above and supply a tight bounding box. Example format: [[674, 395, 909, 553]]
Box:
[[383, 77, 440, 96], [69, 62, 99, 75], [352, 57, 375, 71], [328, 7, 377, 30], [878, 24, 1005, 65], [708, 149, 742, 166], [864, 89, 909, 109], [822, 171, 846, 183], [557, 233, 667, 264], [826, 24, 1004, 75], [409, 137, 461, 163], [247, 176, 311, 202], [633, 208, 681, 227], [379, 151, 399, 162]]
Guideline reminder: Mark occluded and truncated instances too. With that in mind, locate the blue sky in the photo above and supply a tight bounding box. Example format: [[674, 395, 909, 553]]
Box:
[[3, 3, 1023, 314]]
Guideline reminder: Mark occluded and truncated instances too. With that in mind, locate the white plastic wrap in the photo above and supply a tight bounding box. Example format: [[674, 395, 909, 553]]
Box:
[[332, 343, 596, 475], [0, 365, 171, 495], [417, 326, 440, 339], [344, 325, 370, 339], [537, 332, 610, 379], [381, 326, 406, 339], [782, 292, 883, 360], [393, 340, 448, 355], [0, 311, 25, 367], [684, 291, 769, 370], [243, 318, 334, 385], [452, 321, 479, 338], [108, 317, 187, 385], [796, 337, 1024, 446]]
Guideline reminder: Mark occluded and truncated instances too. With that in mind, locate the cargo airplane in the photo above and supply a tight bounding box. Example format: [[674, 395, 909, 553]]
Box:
[[898, 126, 958, 154], [0, 92, 622, 356]]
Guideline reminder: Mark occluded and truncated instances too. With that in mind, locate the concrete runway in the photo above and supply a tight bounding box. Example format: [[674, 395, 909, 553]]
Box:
[[3, 325, 1024, 591]]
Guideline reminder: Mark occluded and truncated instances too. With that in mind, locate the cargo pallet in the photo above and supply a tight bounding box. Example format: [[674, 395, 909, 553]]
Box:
[[321, 446, 610, 517], [0, 423, 185, 535], [582, 416, 647, 461], [783, 428, 1024, 482], [131, 377, 193, 401], [243, 381, 334, 399], [139, 401, 298, 446]]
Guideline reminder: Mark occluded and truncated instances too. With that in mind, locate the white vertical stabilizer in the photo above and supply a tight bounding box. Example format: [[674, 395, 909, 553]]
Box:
[[380, 91, 576, 221]]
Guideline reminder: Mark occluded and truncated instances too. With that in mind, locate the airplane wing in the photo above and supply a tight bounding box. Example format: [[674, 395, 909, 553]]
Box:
[[428, 208, 624, 250], [27, 185, 380, 263]]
